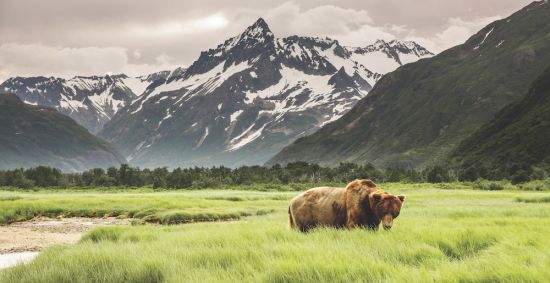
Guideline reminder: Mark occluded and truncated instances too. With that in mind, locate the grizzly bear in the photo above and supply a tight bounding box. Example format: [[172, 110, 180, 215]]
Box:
[[288, 179, 404, 232]]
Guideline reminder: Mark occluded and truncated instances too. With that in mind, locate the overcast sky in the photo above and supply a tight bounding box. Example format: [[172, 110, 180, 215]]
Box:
[[0, 0, 533, 81]]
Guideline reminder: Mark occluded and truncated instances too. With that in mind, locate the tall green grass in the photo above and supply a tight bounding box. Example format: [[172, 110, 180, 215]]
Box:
[[516, 196, 550, 203], [0, 190, 292, 224], [2, 185, 550, 282]]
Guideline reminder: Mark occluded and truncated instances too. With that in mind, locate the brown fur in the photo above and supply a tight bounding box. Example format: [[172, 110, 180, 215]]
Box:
[[288, 179, 404, 232]]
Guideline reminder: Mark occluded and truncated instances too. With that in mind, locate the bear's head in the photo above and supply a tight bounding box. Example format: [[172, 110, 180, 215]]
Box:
[[369, 192, 405, 230]]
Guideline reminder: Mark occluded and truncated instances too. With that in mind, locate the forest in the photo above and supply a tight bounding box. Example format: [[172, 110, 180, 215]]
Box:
[[1, 162, 548, 189]]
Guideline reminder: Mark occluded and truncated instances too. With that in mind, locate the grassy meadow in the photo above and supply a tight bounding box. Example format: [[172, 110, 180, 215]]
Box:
[[1, 183, 550, 282], [0, 188, 288, 225]]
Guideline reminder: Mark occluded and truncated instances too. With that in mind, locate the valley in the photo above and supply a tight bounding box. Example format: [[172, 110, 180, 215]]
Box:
[[2, 1, 550, 282], [270, 0, 550, 169], [1, 19, 432, 169], [2, 184, 550, 282]]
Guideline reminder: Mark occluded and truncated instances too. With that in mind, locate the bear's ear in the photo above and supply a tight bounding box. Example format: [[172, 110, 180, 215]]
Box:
[[372, 194, 382, 204], [398, 195, 405, 202], [345, 180, 362, 191], [361, 179, 377, 188]]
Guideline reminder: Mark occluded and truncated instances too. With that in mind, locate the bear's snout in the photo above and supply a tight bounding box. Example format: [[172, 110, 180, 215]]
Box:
[[382, 214, 393, 230]]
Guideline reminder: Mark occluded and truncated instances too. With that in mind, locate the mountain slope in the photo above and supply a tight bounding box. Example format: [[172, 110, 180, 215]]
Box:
[[268, 1, 550, 168], [0, 71, 169, 133], [100, 18, 432, 168], [0, 93, 125, 171], [448, 64, 550, 179]]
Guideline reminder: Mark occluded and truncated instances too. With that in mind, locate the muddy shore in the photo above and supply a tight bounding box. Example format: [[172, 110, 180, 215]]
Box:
[[0, 217, 129, 269], [0, 216, 129, 254]]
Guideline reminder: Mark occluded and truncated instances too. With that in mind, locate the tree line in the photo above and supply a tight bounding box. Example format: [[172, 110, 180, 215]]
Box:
[[0, 162, 546, 189]]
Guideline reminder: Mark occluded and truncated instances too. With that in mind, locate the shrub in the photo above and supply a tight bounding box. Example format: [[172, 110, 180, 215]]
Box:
[[518, 179, 550, 191], [472, 180, 505, 191], [511, 170, 530, 184]]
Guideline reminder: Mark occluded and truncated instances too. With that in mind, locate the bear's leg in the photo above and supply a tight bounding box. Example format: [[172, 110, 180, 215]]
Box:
[[299, 222, 316, 233], [288, 206, 296, 229], [346, 211, 361, 229]]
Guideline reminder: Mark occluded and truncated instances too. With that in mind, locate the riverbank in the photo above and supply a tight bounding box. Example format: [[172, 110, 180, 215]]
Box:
[[0, 217, 129, 269]]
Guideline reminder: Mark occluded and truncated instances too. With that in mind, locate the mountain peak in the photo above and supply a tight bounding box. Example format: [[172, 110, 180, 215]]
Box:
[[240, 18, 274, 41], [354, 39, 434, 59], [253, 17, 268, 28], [374, 39, 389, 46]]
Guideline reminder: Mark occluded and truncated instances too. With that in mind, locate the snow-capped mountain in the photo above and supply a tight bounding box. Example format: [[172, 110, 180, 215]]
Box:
[[0, 71, 170, 133], [349, 39, 434, 74], [99, 18, 433, 168]]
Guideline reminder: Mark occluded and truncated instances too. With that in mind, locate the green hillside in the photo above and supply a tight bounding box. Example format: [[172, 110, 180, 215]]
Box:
[[0, 93, 125, 171], [449, 65, 550, 181], [268, 1, 550, 168]]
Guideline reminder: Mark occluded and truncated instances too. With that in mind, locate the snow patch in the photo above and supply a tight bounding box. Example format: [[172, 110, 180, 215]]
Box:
[[245, 66, 333, 102], [350, 50, 399, 74], [155, 96, 169, 103], [194, 127, 209, 149], [316, 45, 357, 75], [122, 77, 150, 96], [320, 100, 354, 127], [157, 112, 172, 127], [88, 86, 125, 116], [23, 100, 38, 106], [227, 124, 266, 151], [474, 27, 494, 50], [230, 110, 243, 123], [59, 97, 87, 112], [148, 60, 251, 100]]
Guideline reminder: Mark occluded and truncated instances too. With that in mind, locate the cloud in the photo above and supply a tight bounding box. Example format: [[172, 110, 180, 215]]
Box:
[[0, 0, 526, 80], [0, 2, 402, 80], [262, 3, 502, 54], [266, 2, 372, 34], [128, 13, 229, 38], [132, 50, 142, 60], [261, 2, 394, 46], [0, 43, 178, 81], [154, 53, 174, 65]]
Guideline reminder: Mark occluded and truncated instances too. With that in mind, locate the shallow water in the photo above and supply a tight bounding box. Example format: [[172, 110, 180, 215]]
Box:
[[0, 252, 39, 269]]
